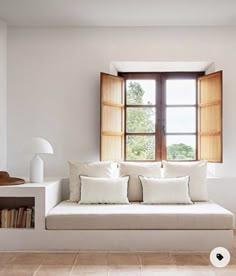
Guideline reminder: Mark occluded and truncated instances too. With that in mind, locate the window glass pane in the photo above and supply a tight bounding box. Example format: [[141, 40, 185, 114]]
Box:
[[166, 79, 196, 105], [126, 107, 155, 133], [166, 135, 196, 160], [126, 80, 155, 105], [126, 135, 155, 160], [166, 107, 196, 133]]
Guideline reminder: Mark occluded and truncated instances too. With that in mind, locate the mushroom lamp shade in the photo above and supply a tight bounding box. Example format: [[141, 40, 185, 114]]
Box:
[[30, 137, 54, 183]]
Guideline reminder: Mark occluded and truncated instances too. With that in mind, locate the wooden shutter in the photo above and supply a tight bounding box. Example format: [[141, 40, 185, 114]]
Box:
[[198, 71, 222, 162], [100, 73, 124, 161]]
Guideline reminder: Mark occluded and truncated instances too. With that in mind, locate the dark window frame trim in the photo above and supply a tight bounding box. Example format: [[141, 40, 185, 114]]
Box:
[[118, 71, 204, 162]]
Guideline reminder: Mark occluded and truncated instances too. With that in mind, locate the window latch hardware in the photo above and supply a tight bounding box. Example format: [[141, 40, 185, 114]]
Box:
[[162, 126, 166, 135]]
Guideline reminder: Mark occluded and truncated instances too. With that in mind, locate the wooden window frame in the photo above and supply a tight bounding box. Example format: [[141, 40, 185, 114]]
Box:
[[118, 72, 204, 162]]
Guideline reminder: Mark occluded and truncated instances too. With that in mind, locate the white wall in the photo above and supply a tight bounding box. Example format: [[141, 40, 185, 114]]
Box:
[[0, 20, 7, 170], [7, 27, 236, 178]]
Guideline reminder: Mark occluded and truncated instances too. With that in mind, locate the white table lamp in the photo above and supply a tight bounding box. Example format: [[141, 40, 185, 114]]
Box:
[[30, 137, 54, 183]]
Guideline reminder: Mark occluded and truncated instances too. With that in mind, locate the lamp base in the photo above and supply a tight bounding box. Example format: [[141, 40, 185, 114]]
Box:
[[30, 154, 43, 183]]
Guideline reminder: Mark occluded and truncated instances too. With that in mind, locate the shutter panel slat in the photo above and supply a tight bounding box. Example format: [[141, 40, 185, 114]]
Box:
[[100, 73, 124, 161], [198, 71, 222, 162]]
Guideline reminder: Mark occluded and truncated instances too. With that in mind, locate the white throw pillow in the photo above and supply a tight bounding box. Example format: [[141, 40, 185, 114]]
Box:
[[119, 162, 162, 202], [139, 176, 192, 204], [79, 176, 129, 204], [69, 161, 114, 201], [162, 160, 208, 201]]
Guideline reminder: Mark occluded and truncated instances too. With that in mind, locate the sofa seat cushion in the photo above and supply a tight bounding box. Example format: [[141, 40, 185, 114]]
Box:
[[46, 201, 234, 230]]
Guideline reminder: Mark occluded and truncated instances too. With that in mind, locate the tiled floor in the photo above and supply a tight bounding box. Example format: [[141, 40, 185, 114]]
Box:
[[0, 231, 235, 276]]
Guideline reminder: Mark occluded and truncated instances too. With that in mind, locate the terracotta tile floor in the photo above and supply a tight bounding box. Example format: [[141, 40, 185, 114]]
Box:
[[0, 232, 235, 276]]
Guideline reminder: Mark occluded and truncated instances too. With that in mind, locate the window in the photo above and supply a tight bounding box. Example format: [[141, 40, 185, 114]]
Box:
[[100, 71, 222, 163], [166, 78, 197, 161], [120, 72, 201, 161], [125, 78, 156, 161]]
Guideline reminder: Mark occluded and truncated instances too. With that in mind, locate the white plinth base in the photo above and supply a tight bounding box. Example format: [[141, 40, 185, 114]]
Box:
[[0, 229, 233, 252]]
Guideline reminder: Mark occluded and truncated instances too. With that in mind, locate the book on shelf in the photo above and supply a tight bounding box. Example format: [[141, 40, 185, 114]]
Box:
[[0, 207, 34, 228], [16, 207, 24, 228], [22, 209, 27, 228], [0, 209, 8, 228], [26, 208, 32, 228], [31, 206, 35, 228]]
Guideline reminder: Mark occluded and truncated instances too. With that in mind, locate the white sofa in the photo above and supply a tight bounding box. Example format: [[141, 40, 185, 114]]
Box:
[[44, 176, 234, 251], [0, 171, 234, 252], [43, 161, 235, 251], [46, 200, 233, 231]]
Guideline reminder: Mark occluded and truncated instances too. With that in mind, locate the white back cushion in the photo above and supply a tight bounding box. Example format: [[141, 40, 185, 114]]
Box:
[[79, 176, 129, 204], [119, 162, 162, 202], [163, 160, 208, 201], [139, 176, 192, 204], [69, 161, 114, 201]]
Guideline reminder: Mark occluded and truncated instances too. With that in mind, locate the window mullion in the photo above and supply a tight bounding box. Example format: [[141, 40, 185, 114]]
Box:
[[160, 74, 166, 161], [156, 75, 163, 161]]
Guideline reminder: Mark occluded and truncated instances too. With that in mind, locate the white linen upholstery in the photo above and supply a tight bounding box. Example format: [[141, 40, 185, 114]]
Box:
[[68, 161, 114, 201], [139, 176, 192, 204], [46, 201, 234, 230], [79, 176, 129, 204], [163, 160, 208, 201], [119, 162, 162, 202]]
